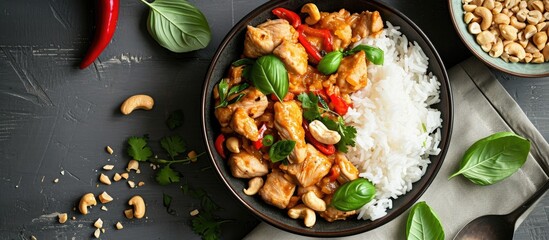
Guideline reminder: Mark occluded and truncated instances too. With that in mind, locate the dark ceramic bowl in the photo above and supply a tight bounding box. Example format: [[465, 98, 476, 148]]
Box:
[[201, 0, 453, 237]]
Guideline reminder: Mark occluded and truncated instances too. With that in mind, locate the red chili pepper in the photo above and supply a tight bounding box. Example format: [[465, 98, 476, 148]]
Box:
[[328, 166, 341, 182], [303, 121, 336, 155], [215, 134, 226, 159], [297, 27, 322, 63], [329, 94, 350, 116], [253, 124, 267, 149], [271, 8, 301, 29], [80, 0, 120, 69], [298, 25, 333, 52]]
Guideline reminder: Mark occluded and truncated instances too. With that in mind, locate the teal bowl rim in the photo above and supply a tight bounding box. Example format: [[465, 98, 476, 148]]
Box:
[[448, 0, 549, 78]]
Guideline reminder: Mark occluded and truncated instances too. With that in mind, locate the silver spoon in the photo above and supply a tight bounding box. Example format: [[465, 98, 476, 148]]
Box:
[[453, 180, 549, 240]]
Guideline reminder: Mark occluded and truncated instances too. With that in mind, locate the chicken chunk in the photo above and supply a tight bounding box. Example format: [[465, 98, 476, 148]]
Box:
[[280, 144, 332, 187], [259, 169, 296, 209], [319, 195, 357, 222], [214, 87, 268, 127], [335, 50, 368, 94], [334, 153, 359, 184], [317, 9, 353, 50], [231, 108, 260, 141], [288, 65, 328, 94], [228, 151, 269, 178], [273, 40, 308, 75], [274, 100, 307, 163], [243, 19, 299, 58], [350, 11, 384, 40]]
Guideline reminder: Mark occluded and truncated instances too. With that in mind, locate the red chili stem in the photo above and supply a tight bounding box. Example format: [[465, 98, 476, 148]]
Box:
[[80, 0, 120, 69], [271, 7, 301, 29], [215, 134, 226, 159]]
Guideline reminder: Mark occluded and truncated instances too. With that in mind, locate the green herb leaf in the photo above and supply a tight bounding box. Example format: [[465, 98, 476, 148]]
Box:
[[250, 55, 289, 101], [160, 135, 187, 158], [127, 136, 153, 161], [406, 201, 445, 240], [215, 78, 229, 108], [298, 92, 321, 121], [345, 44, 384, 65], [321, 117, 357, 153], [156, 165, 180, 185], [166, 109, 184, 130], [448, 132, 530, 185], [141, 0, 211, 53], [269, 140, 296, 163], [331, 178, 376, 211], [162, 193, 176, 215], [317, 51, 343, 75], [216, 82, 249, 108], [192, 214, 224, 240], [232, 58, 255, 67]]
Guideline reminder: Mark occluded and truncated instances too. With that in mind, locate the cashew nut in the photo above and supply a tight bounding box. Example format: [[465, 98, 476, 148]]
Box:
[[464, 4, 478, 12], [464, 12, 478, 24], [529, 0, 545, 11], [128, 195, 146, 219], [518, 0, 527, 9], [527, 10, 543, 24], [120, 94, 154, 115], [124, 209, 134, 219], [127, 159, 139, 172], [499, 25, 519, 40], [537, 22, 547, 32], [287, 204, 316, 228], [504, 0, 518, 9], [78, 193, 97, 215], [525, 42, 541, 53], [301, 3, 320, 25], [469, 22, 482, 34], [58, 213, 68, 224], [516, 8, 529, 22], [504, 42, 527, 61], [511, 16, 527, 29], [225, 137, 240, 153], [533, 31, 548, 50], [98, 191, 113, 204], [493, 1, 504, 13], [525, 52, 534, 62], [475, 7, 494, 30], [302, 191, 326, 211], [494, 13, 510, 24], [524, 24, 538, 39], [309, 120, 341, 145], [543, 44, 549, 61], [532, 51, 545, 62], [483, 0, 496, 9], [476, 30, 496, 51], [243, 177, 264, 196]]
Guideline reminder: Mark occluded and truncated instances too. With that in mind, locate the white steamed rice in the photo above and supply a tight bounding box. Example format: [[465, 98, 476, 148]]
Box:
[[344, 21, 442, 221]]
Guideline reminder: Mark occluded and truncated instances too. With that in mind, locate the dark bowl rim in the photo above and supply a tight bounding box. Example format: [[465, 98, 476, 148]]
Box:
[[201, 0, 454, 237], [447, 0, 549, 78]]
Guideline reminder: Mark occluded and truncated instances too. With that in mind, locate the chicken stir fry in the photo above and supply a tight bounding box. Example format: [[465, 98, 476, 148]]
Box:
[[213, 4, 384, 227]]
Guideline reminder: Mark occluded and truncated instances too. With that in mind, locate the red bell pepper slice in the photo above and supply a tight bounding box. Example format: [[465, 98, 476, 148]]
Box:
[[215, 134, 226, 159], [272, 7, 301, 28], [298, 25, 333, 52], [253, 124, 268, 149], [329, 94, 349, 116]]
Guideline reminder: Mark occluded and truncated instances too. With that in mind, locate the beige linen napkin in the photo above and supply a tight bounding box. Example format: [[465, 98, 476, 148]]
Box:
[[244, 57, 549, 239]]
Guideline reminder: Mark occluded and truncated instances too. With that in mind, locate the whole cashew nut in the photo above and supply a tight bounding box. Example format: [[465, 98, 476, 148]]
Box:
[[504, 42, 527, 61], [301, 3, 320, 25], [225, 137, 240, 154], [128, 195, 146, 219], [542, 44, 549, 62], [533, 32, 548, 50], [524, 25, 538, 39], [493, 13, 510, 24], [499, 25, 518, 40], [78, 193, 97, 215], [243, 177, 264, 196], [510, 16, 527, 29], [309, 120, 341, 145], [120, 94, 154, 115], [526, 10, 543, 25], [468, 22, 482, 34], [490, 38, 504, 57], [287, 204, 316, 228], [302, 191, 326, 211], [474, 7, 494, 30]]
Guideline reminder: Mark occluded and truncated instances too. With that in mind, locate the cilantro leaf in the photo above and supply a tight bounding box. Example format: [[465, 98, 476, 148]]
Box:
[[127, 136, 153, 161], [155, 165, 180, 185], [160, 135, 187, 158], [335, 117, 357, 153], [192, 214, 224, 240], [166, 109, 184, 130]]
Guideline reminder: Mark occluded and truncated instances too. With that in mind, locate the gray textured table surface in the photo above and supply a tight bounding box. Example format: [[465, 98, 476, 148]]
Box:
[[0, 0, 547, 239]]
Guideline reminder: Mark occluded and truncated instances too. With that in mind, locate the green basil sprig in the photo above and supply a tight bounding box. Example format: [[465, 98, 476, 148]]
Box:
[[406, 201, 445, 240], [448, 132, 530, 185], [215, 80, 249, 108], [331, 178, 376, 211], [141, 0, 211, 53], [316, 44, 384, 75], [251, 55, 289, 102], [269, 140, 296, 163]]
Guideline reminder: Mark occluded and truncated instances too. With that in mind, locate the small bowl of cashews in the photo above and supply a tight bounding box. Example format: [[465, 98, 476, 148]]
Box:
[[449, 0, 549, 77]]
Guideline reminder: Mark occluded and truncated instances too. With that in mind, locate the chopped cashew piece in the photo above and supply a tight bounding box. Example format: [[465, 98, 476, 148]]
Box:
[[115, 222, 123, 230], [128, 180, 135, 188], [102, 164, 115, 171], [190, 209, 200, 216], [120, 172, 129, 179], [120, 94, 154, 115], [243, 177, 264, 196], [138, 181, 145, 187], [124, 209, 134, 219], [99, 173, 111, 185], [93, 228, 100, 238], [98, 191, 113, 204], [100, 206, 108, 211], [78, 193, 97, 215], [128, 195, 146, 219], [106, 146, 113, 155], [58, 213, 68, 224], [126, 160, 139, 172], [94, 218, 103, 229], [113, 173, 122, 182]]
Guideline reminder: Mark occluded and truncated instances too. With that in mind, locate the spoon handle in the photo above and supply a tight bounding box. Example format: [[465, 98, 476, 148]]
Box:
[[506, 179, 549, 222]]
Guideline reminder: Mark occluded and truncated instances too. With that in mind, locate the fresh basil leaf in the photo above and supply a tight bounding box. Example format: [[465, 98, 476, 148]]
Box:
[[215, 78, 229, 108], [228, 82, 249, 96], [331, 178, 376, 211], [406, 201, 445, 240], [448, 132, 530, 185], [317, 51, 343, 75], [346, 44, 384, 65], [269, 140, 296, 163], [232, 58, 255, 67], [141, 0, 211, 53], [250, 55, 289, 101]]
